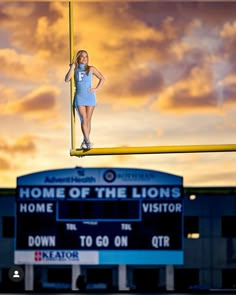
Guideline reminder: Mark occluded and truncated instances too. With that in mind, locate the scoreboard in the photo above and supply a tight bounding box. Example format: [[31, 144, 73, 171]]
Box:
[[15, 167, 184, 265]]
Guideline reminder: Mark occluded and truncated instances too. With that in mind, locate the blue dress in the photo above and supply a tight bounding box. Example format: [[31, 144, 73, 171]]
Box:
[[74, 64, 96, 108]]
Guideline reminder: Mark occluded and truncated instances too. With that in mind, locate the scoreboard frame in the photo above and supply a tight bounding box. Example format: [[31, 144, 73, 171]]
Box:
[[15, 167, 184, 265]]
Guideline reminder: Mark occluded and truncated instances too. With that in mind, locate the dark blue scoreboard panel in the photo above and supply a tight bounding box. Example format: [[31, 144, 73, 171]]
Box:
[[15, 184, 184, 264]]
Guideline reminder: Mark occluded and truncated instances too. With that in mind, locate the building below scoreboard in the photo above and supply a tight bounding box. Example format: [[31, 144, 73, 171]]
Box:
[[0, 167, 236, 292]]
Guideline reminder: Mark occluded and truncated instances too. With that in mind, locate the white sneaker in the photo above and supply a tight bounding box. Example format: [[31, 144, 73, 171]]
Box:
[[85, 141, 93, 150], [80, 140, 87, 149]]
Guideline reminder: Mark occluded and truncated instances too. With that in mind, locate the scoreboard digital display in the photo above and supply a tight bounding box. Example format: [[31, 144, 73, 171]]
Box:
[[15, 168, 184, 265]]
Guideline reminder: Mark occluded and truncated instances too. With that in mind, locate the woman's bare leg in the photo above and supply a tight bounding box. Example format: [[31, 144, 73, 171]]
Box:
[[78, 106, 89, 142], [86, 106, 95, 140]]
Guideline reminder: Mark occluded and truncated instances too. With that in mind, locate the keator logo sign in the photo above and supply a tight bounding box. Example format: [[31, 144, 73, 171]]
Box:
[[34, 250, 80, 262]]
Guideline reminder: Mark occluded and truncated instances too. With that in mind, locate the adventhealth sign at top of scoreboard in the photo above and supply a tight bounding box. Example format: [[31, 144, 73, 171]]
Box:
[[15, 167, 184, 265]]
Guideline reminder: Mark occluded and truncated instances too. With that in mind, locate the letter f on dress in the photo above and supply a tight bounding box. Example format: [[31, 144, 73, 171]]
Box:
[[78, 72, 85, 81]]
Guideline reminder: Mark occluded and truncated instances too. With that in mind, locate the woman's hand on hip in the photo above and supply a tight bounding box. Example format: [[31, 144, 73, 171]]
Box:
[[88, 87, 96, 93]]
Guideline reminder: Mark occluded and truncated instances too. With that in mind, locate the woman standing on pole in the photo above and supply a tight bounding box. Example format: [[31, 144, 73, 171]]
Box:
[[65, 49, 105, 149]]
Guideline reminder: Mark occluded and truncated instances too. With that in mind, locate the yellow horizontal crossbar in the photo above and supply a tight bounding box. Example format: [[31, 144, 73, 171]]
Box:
[[70, 144, 236, 157]]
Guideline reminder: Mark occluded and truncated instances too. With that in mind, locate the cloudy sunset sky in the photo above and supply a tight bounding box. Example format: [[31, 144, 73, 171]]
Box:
[[0, 1, 236, 188]]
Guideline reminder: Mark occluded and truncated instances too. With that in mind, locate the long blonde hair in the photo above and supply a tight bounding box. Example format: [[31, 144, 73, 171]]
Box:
[[74, 50, 90, 75]]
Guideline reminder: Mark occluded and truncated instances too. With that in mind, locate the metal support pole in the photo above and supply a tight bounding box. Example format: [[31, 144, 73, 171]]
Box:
[[166, 265, 174, 291], [118, 264, 129, 291], [25, 264, 34, 291], [72, 265, 81, 290], [69, 1, 76, 150]]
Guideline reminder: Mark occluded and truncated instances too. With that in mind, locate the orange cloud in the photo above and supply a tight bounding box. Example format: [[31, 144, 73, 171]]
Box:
[[0, 83, 17, 104], [0, 134, 36, 154], [0, 2, 174, 70], [220, 20, 236, 38], [0, 2, 69, 61], [102, 64, 165, 108], [0, 85, 60, 121], [0, 157, 11, 170], [149, 64, 221, 113], [217, 74, 236, 107], [1, 1, 235, 116], [0, 48, 48, 82]]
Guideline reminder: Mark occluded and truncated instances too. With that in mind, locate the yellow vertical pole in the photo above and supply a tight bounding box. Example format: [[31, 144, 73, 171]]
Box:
[[69, 1, 76, 150]]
